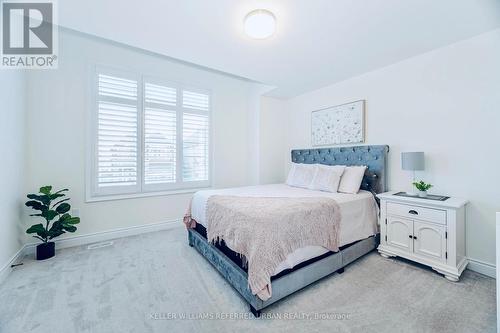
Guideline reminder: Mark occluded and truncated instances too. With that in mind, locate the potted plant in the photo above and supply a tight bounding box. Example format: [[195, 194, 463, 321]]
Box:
[[412, 181, 433, 198], [25, 186, 80, 260]]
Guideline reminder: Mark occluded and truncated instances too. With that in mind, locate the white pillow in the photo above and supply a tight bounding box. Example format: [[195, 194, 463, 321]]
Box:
[[309, 165, 346, 192], [286, 163, 315, 188], [286, 163, 298, 185], [338, 166, 367, 194]]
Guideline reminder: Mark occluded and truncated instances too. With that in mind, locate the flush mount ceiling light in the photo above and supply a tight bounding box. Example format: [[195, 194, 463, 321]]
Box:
[[244, 9, 276, 39]]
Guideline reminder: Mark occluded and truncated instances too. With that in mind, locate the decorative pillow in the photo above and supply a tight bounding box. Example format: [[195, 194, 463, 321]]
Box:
[[286, 163, 316, 188], [338, 166, 367, 194], [309, 165, 346, 192]]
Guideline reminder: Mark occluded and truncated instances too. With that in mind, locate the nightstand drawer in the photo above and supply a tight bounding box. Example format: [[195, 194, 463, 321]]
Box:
[[387, 202, 446, 225]]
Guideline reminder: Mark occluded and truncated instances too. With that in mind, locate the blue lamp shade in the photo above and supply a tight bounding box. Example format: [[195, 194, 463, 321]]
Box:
[[401, 152, 425, 171]]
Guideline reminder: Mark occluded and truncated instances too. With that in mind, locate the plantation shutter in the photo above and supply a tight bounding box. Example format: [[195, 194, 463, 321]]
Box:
[[91, 67, 211, 199], [144, 82, 177, 187], [182, 90, 209, 183], [95, 73, 139, 195]]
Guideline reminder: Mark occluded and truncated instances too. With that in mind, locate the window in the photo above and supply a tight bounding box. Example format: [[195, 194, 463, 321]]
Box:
[[182, 90, 209, 182], [90, 67, 210, 198], [143, 82, 177, 188], [95, 73, 139, 195]]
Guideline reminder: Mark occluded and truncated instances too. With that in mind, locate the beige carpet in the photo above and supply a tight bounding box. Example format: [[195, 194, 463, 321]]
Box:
[[0, 227, 495, 333]]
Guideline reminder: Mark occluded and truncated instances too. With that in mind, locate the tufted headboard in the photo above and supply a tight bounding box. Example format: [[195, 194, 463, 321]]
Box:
[[291, 145, 389, 194]]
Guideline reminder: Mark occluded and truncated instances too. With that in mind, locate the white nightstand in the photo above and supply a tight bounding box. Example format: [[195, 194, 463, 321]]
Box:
[[377, 191, 468, 281]]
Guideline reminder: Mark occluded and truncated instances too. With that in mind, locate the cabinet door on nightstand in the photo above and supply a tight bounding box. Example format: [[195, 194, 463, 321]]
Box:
[[413, 221, 446, 262], [386, 216, 413, 252]]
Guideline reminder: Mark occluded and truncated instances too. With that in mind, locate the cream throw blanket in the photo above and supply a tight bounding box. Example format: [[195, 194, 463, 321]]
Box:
[[205, 195, 342, 301]]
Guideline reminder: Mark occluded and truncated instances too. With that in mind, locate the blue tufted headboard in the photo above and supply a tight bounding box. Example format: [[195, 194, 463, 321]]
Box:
[[291, 145, 389, 194]]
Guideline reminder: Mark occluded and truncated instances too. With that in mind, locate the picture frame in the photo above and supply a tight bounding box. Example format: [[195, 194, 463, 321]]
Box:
[[311, 100, 365, 146]]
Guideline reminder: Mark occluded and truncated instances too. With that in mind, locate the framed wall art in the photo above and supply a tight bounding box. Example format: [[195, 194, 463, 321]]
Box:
[[311, 100, 365, 146]]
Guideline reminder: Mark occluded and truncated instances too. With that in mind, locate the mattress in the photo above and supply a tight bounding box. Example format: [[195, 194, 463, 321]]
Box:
[[191, 184, 379, 275]]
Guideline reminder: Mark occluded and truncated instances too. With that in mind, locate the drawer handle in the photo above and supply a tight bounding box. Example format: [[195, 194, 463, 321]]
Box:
[[409, 235, 418, 240], [408, 210, 419, 215]]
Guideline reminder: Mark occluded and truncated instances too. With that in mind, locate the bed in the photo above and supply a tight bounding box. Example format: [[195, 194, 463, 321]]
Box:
[[186, 145, 389, 316]]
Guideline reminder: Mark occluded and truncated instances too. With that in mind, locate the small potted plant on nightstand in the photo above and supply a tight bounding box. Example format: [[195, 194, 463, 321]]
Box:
[[25, 186, 80, 260], [412, 181, 433, 198]]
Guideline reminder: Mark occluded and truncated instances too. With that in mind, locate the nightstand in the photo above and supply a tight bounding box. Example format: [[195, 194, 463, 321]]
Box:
[[377, 191, 468, 281]]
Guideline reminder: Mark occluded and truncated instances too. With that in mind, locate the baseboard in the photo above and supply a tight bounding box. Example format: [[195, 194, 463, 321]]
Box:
[[467, 258, 495, 278], [0, 245, 25, 285], [4, 222, 496, 283], [22, 218, 182, 258]]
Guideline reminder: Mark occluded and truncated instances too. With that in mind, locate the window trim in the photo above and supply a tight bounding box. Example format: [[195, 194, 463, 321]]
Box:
[[86, 65, 212, 202]]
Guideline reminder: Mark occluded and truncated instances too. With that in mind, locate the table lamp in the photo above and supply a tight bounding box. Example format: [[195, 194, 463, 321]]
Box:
[[401, 152, 424, 195]]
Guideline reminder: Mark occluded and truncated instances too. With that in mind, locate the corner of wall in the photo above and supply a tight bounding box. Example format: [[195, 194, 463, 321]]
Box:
[[0, 71, 28, 284]]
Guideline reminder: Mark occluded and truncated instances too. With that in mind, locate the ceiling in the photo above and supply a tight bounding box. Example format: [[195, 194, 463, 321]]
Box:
[[59, 0, 500, 98]]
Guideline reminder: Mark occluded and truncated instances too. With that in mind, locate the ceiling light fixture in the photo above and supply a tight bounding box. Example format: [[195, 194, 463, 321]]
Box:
[[244, 9, 276, 39]]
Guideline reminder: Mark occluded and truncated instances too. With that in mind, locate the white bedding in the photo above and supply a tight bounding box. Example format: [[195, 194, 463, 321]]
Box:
[[191, 184, 379, 275]]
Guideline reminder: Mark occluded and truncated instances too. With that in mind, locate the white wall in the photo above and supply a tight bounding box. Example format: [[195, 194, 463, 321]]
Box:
[[24, 29, 265, 239], [259, 96, 287, 184], [0, 72, 26, 273], [496, 213, 500, 328], [284, 29, 500, 267]]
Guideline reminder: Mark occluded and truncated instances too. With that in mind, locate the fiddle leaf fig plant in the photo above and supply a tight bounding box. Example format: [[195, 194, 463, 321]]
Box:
[[412, 181, 433, 192], [25, 186, 80, 243]]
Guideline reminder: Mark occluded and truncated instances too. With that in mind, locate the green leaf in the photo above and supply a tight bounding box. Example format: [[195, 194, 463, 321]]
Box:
[[48, 220, 62, 231], [47, 220, 65, 239], [55, 203, 71, 214], [26, 224, 45, 234], [49, 189, 68, 201], [49, 193, 66, 201], [42, 209, 58, 221], [27, 193, 51, 205], [46, 216, 79, 240], [25, 200, 46, 211], [65, 217, 80, 225], [412, 180, 432, 191], [48, 230, 65, 240], [58, 213, 70, 222], [26, 224, 48, 240], [64, 225, 77, 233], [52, 198, 70, 208], [39, 186, 52, 195], [53, 188, 68, 195], [48, 219, 64, 235]]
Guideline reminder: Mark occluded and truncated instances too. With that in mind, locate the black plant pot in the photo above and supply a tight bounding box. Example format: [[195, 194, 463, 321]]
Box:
[[36, 242, 55, 260]]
